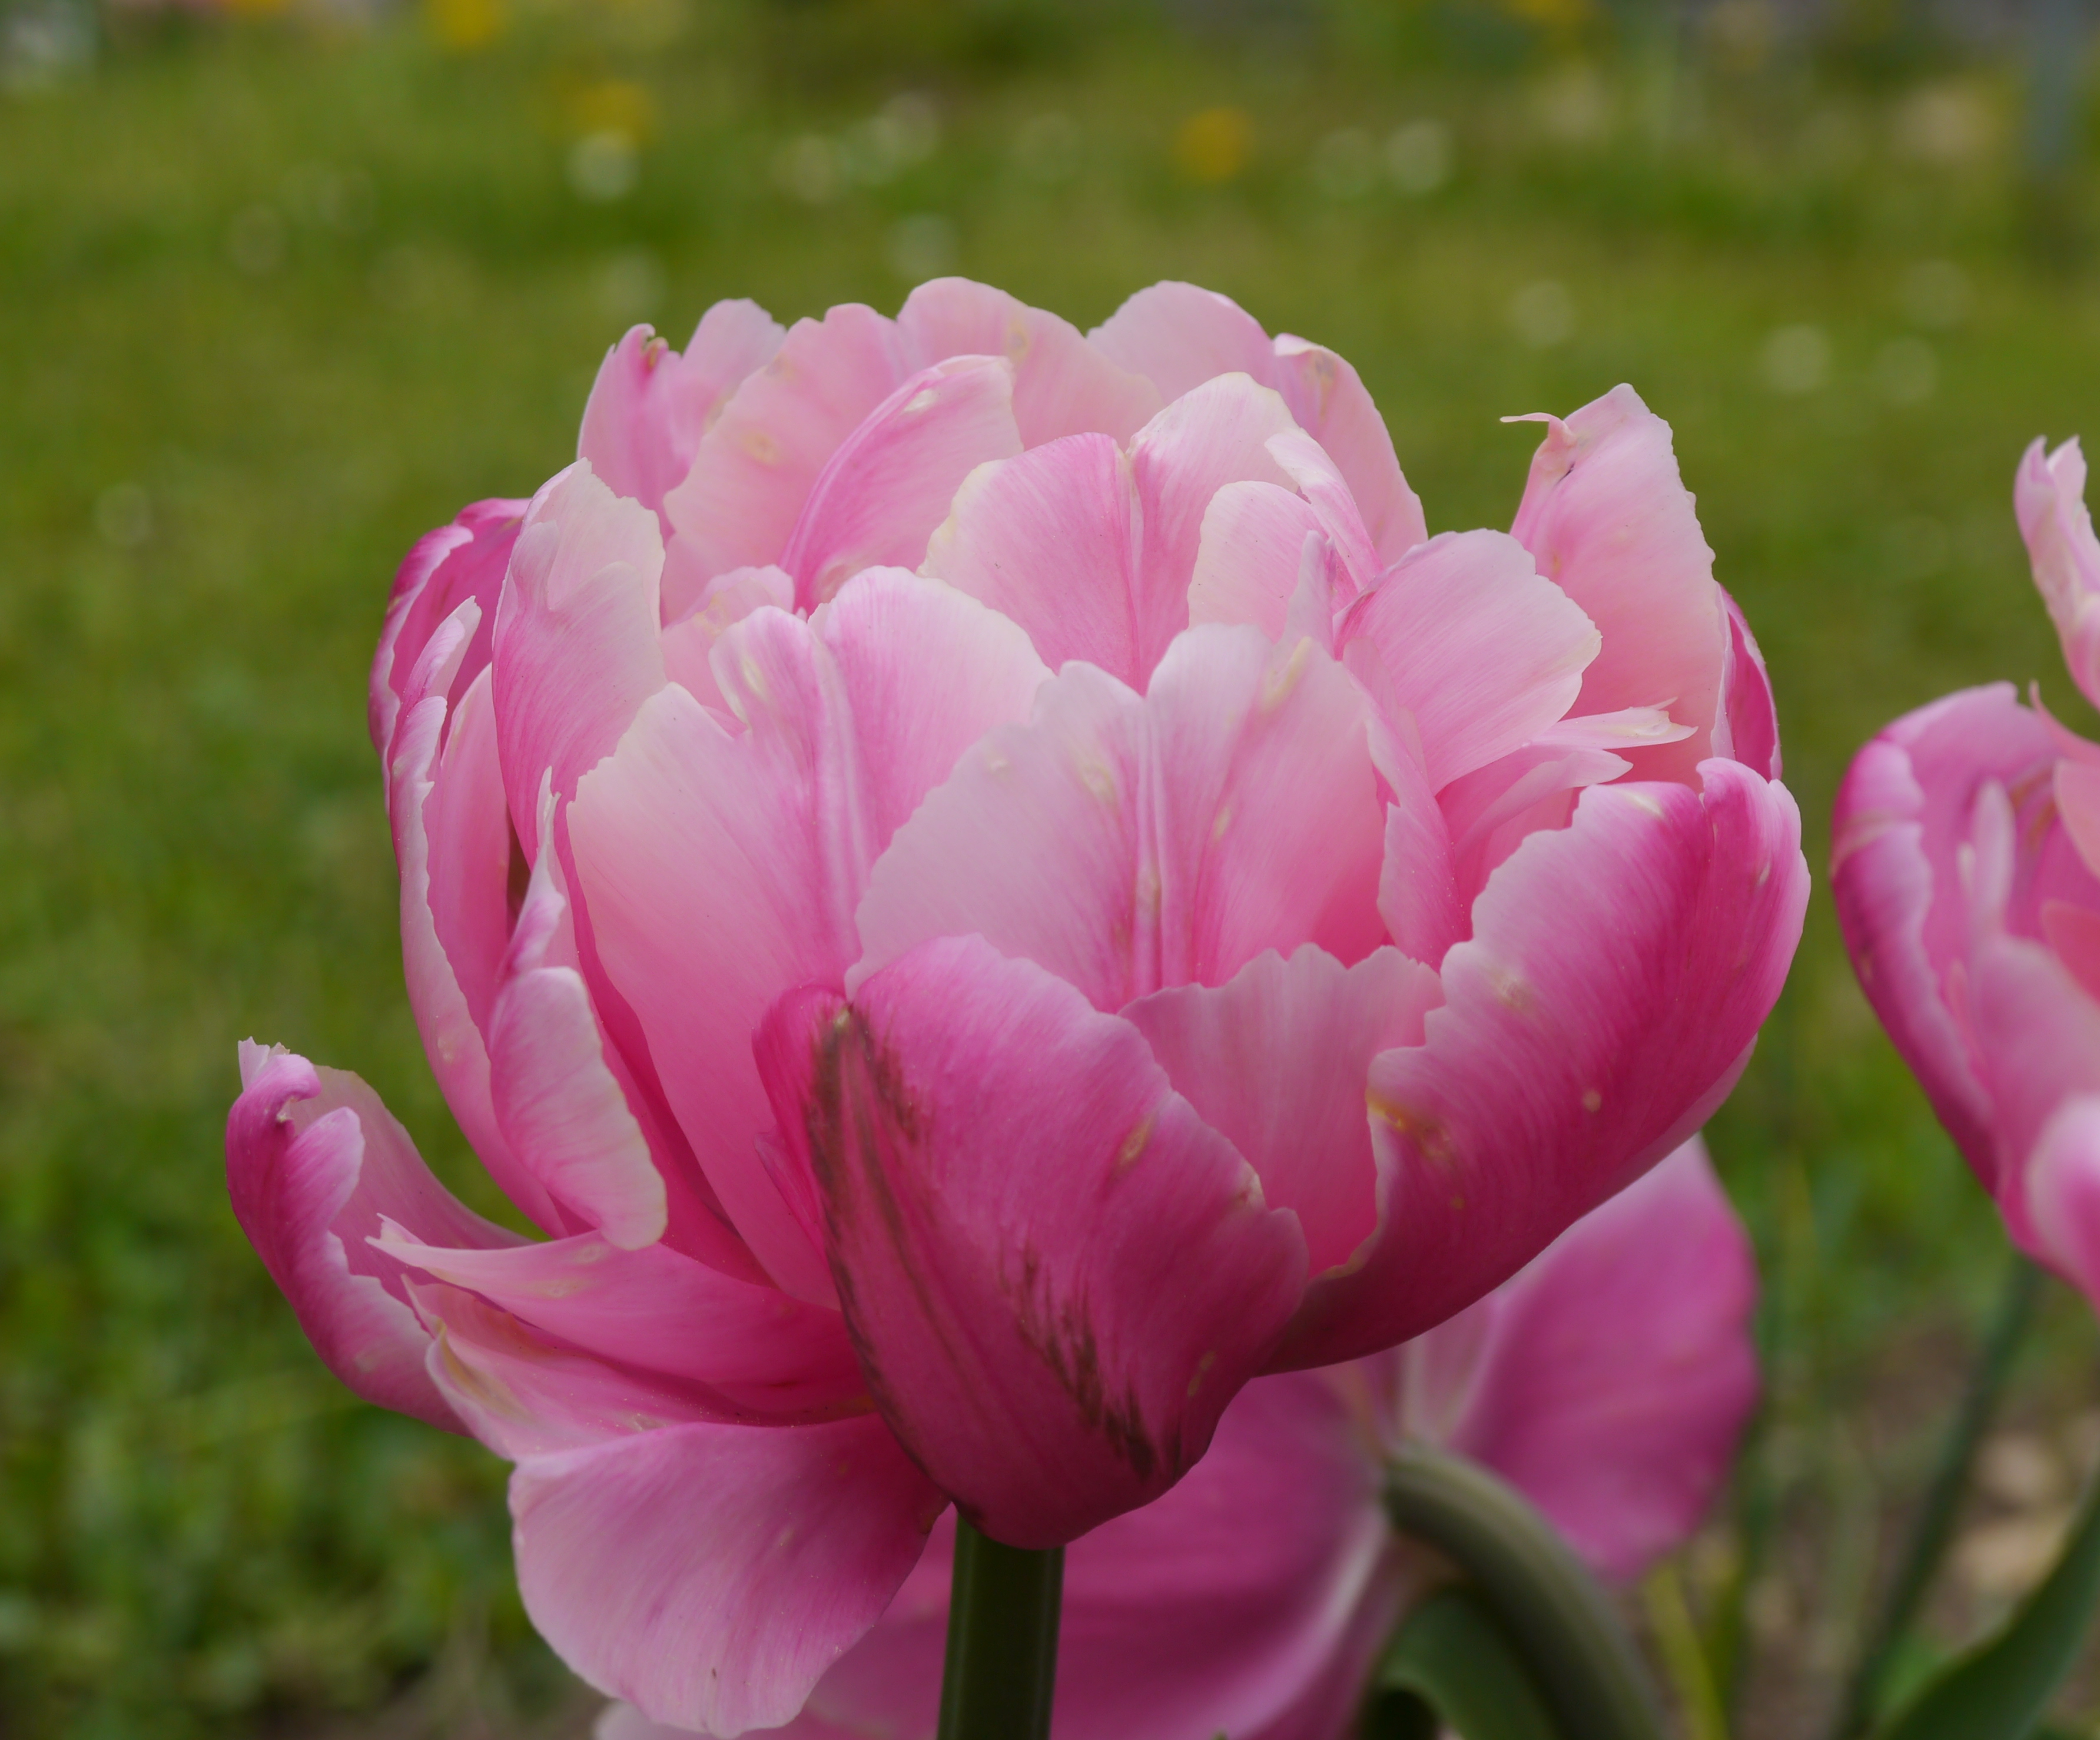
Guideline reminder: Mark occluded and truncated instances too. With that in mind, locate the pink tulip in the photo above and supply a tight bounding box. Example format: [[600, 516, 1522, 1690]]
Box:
[[230, 279, 1805, 1734], [597, 1136, 1759, 1740], [1834, 438, 2100, 1294]]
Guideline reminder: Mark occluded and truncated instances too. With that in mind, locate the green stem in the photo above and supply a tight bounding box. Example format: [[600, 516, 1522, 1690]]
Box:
[[935, 1516, 1064, 1740], [1828, 1251, 2043, 1740], [1385, 1443, 1671, 1740]]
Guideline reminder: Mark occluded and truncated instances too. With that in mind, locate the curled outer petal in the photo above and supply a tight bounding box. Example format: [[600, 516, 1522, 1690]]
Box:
[[757, 936, 1309, 1548], [225, 1043, 521, 1430], [1278, 759, 1806, 1369]]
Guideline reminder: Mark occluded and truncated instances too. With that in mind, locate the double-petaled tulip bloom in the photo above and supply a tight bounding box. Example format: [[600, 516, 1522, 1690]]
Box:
[[600, 1135, 1759, 1740], [1836, 438, 2100, 1300], [229, 279, 1806, 1733]]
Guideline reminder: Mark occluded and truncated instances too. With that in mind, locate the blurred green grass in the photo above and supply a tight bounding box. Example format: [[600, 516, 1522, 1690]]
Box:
[[6, 1, 2100, 1731]]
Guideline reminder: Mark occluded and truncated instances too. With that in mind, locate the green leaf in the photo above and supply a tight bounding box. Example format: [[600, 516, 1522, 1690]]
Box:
[[1875, 1467, 2100, 1740], [1371, 1587, 1561, 1740]]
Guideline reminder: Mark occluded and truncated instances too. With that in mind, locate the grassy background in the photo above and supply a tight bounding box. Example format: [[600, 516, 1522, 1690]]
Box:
[[6, 0, 2100, 1731]]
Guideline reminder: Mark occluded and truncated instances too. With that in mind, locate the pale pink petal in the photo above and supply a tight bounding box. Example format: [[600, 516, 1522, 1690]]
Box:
[[510, 1414, 945, 1736], [895, 277, 1159, 445], [779, 356, 1023, 609], [2043, 898, 2100, 1002], [756, 936, 1309, 1547], [578, 303, 785, 526], [1127, 946, 1443, 1276], [1265, 427, 1381, 591], [1271, 334, 1428, 566], [2059, 758, 2100, 881], [1089, 280, 1279, 403], [1439, 740, 1632, 910], [1337, 529, 1599, 792], [1127, 375, 1299, 664], [921, 433, 1152, 681], [486, 802, 668, 1249], [370, 499, 524, 762], [2016, 436, 2100, 711], [227, 1044, 522, 1430], [1370, 717, 1464, 969], [1437, 1138, 1758, 1583], [793, 1368, 1394, 1740], [493, 462, 666, 857], [2019, 1095, 2100, 1304], [855, 660, 1142, 1010], [1713, 584, 1781, 779], [855, 627, 1388, 1010], [571, 581, 1046, 1298], [663, 303, 907, 583], [1831, 685, 2064, 1187], [1508, 385, 1727, 784], [1186, 480, 1325, 642], [1277, 760, 1806, 1367], [1967, 931, 2100, 1207], [393, 657, 566, 1235], [570, 674, 850, 1303], [377, 1228, 862, 1416], [812, 568, 1051, 843], [660, 566, 796, 709], [1087, 285, 1425, 565]]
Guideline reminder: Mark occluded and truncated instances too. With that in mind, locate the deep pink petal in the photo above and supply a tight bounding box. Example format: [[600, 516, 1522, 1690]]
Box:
[[370, 499, 524, 763], [1437, 1138, 1758, 1583], [1278, 760, 1806, 1367], [493, 462, 666, 858], [578, 303, 785, 526], [510, 1414, 945, 1736], [855, 627, 1388, 1010], [227, 1044, 522, 1430], [1830, 685, 2065, 1187], [1338, 529, 1599, 792], [377, 1227, 862, 1417], [792, 1368, 1393, 1740], [414, 1280, 756, 1456], [2016, 436, 2100, 711], [663, 303, 907, 584], [895, 277, 1159, 446], [1127, 946, 1443, 1276], [778, 356, 1023, 609], [757, 936, 1309, 1547], [1508, 385, 1727, 784]]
